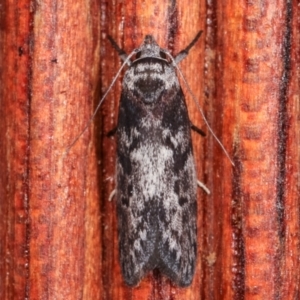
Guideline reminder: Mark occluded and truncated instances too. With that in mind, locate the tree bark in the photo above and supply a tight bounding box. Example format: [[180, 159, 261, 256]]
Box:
[[214, 1, 299, 299], [0, 0, 299, 299], [0, 0, 102, 299]]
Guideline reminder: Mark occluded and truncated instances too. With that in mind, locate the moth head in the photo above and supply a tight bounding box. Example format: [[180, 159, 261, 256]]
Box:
[[135, 35, 166, 60]]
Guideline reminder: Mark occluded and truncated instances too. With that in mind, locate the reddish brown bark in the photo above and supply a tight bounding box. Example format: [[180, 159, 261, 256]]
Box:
[[0, 0, 102, 299], [1, 0, 299, 299], [0, 1, 32, 299], [211, 0, 300, 299]]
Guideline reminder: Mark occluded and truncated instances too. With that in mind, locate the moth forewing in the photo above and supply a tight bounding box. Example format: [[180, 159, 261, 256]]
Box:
[[113, 34, 203, 287]]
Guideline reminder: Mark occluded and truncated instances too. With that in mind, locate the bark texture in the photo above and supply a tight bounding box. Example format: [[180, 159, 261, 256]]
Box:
[[0, 0, 299, 299], [0, 0, 102, 299]]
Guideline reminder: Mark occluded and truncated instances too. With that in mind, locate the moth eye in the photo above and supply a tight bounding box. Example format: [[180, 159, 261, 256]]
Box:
[[135, 51, 141, 59], [160, 51, 166, 59]]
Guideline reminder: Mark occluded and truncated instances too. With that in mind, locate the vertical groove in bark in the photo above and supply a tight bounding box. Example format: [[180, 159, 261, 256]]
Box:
[[231, 154, 245, 299], [281, 0, 300, 298], [202, 1, 221, 299], [275, 1, 292, 298], [276, 0, 291, 243]]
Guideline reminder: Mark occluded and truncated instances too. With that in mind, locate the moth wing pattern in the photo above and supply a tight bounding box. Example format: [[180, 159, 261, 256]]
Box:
[[116, 35, 198, 287]]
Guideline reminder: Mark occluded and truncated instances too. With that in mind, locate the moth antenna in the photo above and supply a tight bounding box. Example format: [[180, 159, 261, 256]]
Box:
[[63, 50, 137, 157], [165, 51, 235, 166], [174, 31, 203, 64], [108, 35, 130, 65]]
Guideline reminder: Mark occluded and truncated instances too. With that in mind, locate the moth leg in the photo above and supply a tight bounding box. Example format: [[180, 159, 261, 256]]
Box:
[[174, 31, 203, 64], [109, 189, 116, 202], [191, 123, 209, 194], [190, 123, 206, 137], [107, 35, 129, 64], [197, 180, 210, 195]]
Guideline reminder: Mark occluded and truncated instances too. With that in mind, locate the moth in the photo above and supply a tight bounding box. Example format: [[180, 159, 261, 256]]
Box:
[[108, 32, 207, 287]]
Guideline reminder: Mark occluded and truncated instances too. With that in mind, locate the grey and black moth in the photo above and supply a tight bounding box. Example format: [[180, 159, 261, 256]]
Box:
[[107, 32, 209, 287]]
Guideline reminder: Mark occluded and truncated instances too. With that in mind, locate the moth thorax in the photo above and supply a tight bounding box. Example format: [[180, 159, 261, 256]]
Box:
[[135, 77, 165, 104]]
